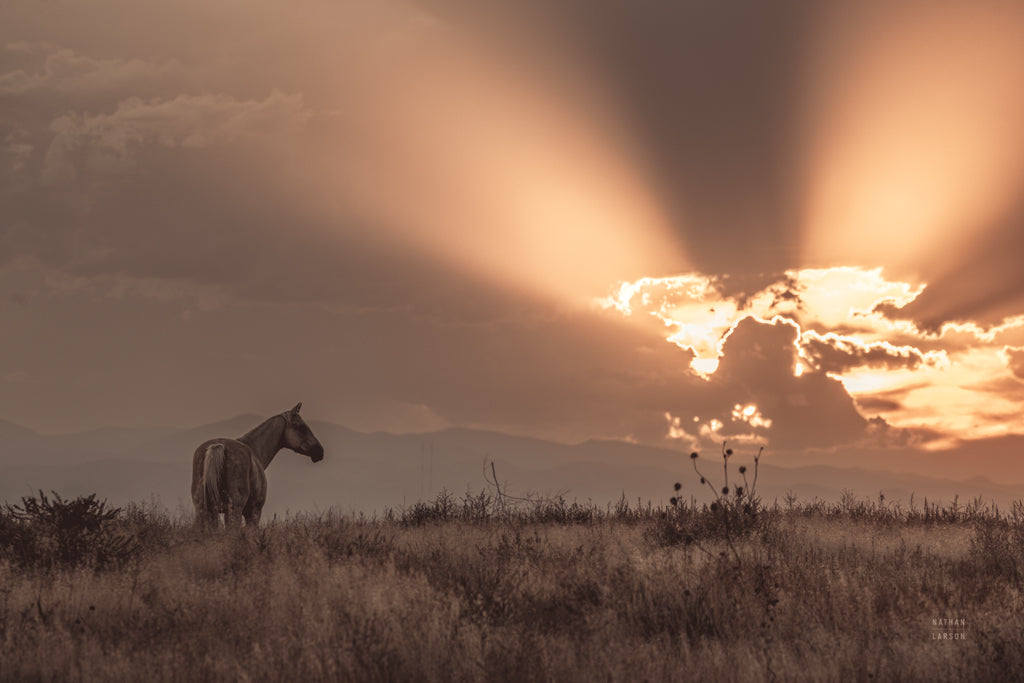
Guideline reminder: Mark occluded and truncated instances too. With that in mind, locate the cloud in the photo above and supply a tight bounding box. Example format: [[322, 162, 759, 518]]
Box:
[[799, 330, 937, 374], [711, 316, 869, 449], [664, 412, 700, 451], [600, 267, 928, 374], [853, 396, 902, 413], [0, 42, 329, 310], [41, 90, 310, 183], [603, 267, 1024, 448], [732, 403, 772, 429], [1007, 347, 1024, 381], [0, 42, 183, 97], [652, 315, 872, 451]]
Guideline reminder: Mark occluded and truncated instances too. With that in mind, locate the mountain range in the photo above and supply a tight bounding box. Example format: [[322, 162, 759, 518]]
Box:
[[1, 416, 1021, 517]]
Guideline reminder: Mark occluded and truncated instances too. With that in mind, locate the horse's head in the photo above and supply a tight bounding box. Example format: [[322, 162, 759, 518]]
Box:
[[282, 402, 324, 462]]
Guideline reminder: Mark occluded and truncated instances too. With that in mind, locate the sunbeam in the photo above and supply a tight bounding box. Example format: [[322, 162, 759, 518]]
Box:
[[799, 1, 1024, 278], [319, 3, 686, 305]]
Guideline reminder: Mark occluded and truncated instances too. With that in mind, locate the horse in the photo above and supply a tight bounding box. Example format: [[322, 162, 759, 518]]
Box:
[[191, 402, 324, 527]]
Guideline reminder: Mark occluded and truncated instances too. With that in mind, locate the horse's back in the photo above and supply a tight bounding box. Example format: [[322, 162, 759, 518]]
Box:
[[191, 438, 262, 508], [192, 437, 245, 486]]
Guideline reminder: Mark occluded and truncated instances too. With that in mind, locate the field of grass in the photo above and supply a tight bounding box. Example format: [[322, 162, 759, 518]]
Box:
[[1, 488, 1023, 682]]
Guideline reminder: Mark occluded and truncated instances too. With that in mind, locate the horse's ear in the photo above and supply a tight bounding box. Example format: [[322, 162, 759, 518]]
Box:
[[291, 402, 302, 416]]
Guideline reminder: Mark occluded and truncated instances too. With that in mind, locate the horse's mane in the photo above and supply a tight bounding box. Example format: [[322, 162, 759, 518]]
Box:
[[238, 413, 285, 445]]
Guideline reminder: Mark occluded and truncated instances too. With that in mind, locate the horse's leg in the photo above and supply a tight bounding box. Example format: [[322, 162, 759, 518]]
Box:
[[200, 508, 218, 530], [194, 501, 218, 530], [243, 462, 267, 528], [224, 492, 247, 528], [224, 465, 250, 529], [224, 502, 241, 528], [243, 502, 262, 528]]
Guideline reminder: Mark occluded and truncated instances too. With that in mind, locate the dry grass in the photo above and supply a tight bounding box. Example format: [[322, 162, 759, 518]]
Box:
[[1, 491, 1023, 681]]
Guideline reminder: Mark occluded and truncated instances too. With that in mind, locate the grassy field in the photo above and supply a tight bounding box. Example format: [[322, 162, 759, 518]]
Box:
[[1, 488, 1022, 682]]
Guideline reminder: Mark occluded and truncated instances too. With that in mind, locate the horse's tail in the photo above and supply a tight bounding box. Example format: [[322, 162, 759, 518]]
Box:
[[202, 443, 226, 509]]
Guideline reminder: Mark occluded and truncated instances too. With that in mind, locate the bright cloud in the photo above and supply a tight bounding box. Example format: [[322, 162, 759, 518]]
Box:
[[602, 266, 1024, 447], [732, 403, 772, 429]]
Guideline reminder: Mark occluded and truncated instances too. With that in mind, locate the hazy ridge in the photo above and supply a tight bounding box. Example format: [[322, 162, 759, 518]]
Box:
[[0, 416, 1021, 515]]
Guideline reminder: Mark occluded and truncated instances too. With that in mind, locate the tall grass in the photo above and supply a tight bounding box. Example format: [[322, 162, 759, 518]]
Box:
[[0, 489, 1022, 681]]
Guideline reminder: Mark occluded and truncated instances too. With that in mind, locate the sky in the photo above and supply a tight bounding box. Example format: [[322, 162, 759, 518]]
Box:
[[3, 0, 1024, 475]]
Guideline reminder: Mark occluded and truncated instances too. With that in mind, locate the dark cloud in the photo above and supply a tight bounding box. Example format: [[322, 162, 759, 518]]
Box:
[[903, 259, 1024, 334], [800, 332, 930, 374], [713, 318, 869, 448], [1003, 348, 1024, 381], [649, 317, 871, 450], [854, 397, 902, 413], [874, 196, 1024, 333]]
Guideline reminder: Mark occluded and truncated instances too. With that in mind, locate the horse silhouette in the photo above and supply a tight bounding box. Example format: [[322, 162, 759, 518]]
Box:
[[191, 403, 324, 527]]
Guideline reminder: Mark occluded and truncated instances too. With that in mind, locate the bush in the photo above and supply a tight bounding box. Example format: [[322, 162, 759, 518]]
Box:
[[0, 490, 138, 570], [650, 443, 769, 553]]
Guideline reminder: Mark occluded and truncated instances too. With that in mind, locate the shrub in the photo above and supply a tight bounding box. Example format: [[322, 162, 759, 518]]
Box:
[[0, 490, 138, 570], [650, 443, 769, 554]]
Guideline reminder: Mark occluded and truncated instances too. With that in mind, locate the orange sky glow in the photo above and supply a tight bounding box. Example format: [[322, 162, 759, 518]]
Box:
[[800, 1, 1024, 278], [314, 4, 688, 303], [3, 0, 1024, 472]]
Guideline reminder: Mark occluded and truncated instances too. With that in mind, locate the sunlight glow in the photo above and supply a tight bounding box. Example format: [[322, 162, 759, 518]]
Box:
[[323, 4, 685, 305], [831, 370, 899, 396], [801, 2, 1024, 275], [690, 357, 720, 377]]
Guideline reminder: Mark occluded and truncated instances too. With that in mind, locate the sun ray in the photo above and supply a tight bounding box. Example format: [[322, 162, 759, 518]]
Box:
[[800, 1, 1024, 277]]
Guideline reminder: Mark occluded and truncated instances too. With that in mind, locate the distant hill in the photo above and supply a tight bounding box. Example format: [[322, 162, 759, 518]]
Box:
[[0, 421, 176, 465], [0, 416, 1021, 516]]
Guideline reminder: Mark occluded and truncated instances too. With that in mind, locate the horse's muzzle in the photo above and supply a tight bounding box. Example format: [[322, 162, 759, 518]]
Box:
[[309, 444, 325, 463]]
